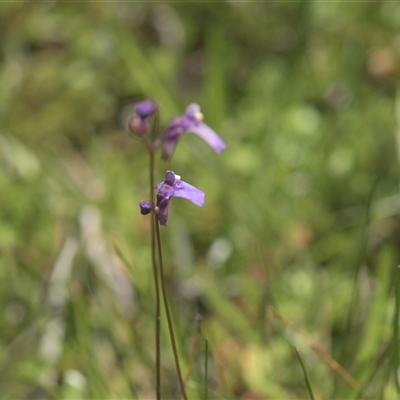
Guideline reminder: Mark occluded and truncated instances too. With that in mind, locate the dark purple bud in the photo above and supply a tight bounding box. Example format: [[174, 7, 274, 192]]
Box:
[[140, 201, 153, 215], [128, 116, 149, 137], [135, 99, 158, 119]]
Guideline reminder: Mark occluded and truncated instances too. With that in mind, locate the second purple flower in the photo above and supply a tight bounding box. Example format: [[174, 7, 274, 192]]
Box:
[[157, 104, 227, 161]]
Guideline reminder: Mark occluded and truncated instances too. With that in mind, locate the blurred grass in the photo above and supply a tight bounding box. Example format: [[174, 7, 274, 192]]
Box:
[[1, 1, 400, 399]]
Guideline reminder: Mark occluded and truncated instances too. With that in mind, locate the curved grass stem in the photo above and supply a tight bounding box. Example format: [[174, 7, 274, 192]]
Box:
[[294, 346, 315, 400]]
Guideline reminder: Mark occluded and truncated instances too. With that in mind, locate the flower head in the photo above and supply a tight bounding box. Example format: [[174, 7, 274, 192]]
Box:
[[158, 104, 226, 161], [155, 170, 204, 225]]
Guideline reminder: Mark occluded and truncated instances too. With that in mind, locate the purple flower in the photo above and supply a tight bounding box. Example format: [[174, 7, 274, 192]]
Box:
[[158, 103, 226, 161], [155, 170, 205, 226]]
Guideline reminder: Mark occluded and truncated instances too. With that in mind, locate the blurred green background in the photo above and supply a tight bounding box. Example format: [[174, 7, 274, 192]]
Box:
[[1, 1, 400, 399]]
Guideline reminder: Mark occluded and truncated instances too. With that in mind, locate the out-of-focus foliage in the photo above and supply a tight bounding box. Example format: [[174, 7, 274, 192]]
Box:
[[1, 1, 400, 399]]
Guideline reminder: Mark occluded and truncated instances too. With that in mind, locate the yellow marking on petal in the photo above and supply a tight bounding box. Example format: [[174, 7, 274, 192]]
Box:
[[195, 111, 204, 121], [174, 174, 181, 180]]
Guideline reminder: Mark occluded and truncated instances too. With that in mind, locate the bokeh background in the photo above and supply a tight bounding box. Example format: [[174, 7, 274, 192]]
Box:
[[1, 1, 400, 399]]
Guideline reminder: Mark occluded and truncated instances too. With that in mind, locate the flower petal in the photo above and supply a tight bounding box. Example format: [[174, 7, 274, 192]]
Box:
[[173, 180, 205, 206], [164, 170, 175, 185], [156, 182, 175, 226], [155, 171, 176, 189], [185, 103, 202, 121], [189, 122, 227, 153], [157, 202, 169, 225], [161, 137, 179, 161]]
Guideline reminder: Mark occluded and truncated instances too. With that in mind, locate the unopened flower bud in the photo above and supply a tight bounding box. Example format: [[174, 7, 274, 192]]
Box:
[[140, 201, 153, 215], [128, 116, 149, 137], [135, 99, 158, 119]]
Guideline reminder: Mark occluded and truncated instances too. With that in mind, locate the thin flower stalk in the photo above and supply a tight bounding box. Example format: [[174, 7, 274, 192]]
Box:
[[154, 218, 188, 400], [149, 110, 162, 400], [148, 147, 161, 400]]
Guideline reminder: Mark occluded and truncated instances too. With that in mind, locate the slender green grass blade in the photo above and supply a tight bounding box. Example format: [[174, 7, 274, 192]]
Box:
[[356, 246, 393, 365], [294, 346, 316, 400], [345, 176, 378, 336], [200, 268, 258, 342], [392, 264, 400, 393], [204, 338, 209, 400], [339, 245, 394, 400], [203, 25, 227, 129], [115, 26, 179, 117]]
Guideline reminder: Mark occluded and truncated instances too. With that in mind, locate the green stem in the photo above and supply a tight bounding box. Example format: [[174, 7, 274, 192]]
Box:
[[294, 346, 316, 400], [148, 148, 161, 400], [204, 338, 209, 400], [345, 176, 378, 334], [154, 219, 188, 400], [393, 265, 400, 393]]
